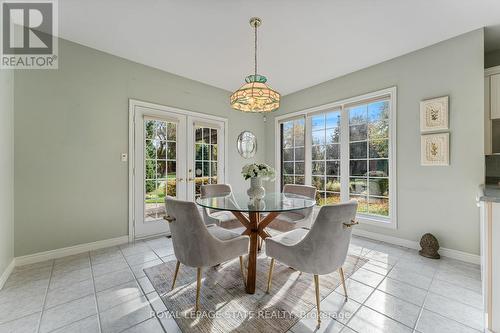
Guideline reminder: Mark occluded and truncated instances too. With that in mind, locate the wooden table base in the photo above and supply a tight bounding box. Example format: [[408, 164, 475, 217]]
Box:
[[231, 211, 279, 294]]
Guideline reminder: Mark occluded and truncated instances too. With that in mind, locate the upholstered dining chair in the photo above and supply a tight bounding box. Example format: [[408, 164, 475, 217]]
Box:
[[165, 197, 250, 312], [200, 184, 238, 226], [265, 201, 358, 327], [272, 184, 317, 230]]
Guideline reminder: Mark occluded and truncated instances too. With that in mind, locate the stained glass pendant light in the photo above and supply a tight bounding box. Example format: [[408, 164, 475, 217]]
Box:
[[230, 17, 280, 113]]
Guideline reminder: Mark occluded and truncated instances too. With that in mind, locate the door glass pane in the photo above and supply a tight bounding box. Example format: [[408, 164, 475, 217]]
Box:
[[194, 126, 219, 198], [167, 123, 176, 140], [156, 160, 166, 179], [210, 128, 218, 144], [167, 142, 176, 159], [211, 145, 218, 160], [156, 142, 166, 159], [144, 119, 176, 221], [195, 128, 203, 143]]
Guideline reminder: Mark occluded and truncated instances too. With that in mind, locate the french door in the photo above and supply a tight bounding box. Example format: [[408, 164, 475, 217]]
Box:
[[130, 101, 226, 239]]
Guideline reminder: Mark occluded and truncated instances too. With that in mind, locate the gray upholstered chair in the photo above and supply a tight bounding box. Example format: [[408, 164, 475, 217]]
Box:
[[265, 201, 358, 327], [165, 197, 250, 312], [274, 184, 317, 229], [200, 184, 238, 226]]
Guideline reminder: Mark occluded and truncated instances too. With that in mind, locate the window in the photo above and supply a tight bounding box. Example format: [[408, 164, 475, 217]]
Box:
[[348, 100, 390, 217], [276, 88, 396, 227], [311, 109, 341, 205], [280, 118, 305, 190]]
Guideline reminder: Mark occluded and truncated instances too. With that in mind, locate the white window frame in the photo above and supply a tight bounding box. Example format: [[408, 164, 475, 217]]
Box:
[[275, 87, 397, 229]]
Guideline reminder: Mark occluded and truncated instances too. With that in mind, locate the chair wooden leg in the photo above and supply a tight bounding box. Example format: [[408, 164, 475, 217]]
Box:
[[314, 274, 321, 328], [266, 258, 275, 294], [339, 267, 348, 301], [239, 256, 246, 287], [171, 261, 180, 290], [195, 267, 202, 312]]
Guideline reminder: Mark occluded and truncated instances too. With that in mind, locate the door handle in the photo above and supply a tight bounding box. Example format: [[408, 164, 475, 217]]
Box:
[[177, 178, 184, 182], [188, 177, 195, 182], [343, 220, 359, 228], [164, 215, 176, 223]]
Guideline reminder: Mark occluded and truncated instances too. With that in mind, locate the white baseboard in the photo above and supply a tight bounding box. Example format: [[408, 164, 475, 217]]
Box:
[[0, 259, 15, 290], [15, 236, 130, 267], [438, 247, 481, 265], [353, 229, 480, 265]]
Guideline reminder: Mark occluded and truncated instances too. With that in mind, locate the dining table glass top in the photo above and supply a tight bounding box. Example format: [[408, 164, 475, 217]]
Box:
[[195, 192, 316, 213]]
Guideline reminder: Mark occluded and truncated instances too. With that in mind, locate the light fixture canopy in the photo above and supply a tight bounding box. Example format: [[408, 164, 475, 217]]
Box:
[[230, 17, 280, 113]]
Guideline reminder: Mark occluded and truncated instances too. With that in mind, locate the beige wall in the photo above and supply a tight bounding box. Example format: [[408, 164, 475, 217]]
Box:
[[265, 29, 484, 254], [14, 38, 265, 256], [0, 69, 14, 275]]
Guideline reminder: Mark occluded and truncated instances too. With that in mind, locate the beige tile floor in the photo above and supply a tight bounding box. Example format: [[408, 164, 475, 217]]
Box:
[[0, 235, 483, 333]]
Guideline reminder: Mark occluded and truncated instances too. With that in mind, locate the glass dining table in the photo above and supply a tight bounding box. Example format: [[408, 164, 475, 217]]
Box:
[[196, 192, 316, 294]]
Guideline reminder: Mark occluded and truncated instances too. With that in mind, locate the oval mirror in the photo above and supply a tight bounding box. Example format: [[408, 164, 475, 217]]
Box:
[[237, 131, 257, 159]]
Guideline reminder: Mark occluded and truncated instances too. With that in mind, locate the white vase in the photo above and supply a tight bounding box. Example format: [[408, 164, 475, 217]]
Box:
[[247, 177, 266, 200]]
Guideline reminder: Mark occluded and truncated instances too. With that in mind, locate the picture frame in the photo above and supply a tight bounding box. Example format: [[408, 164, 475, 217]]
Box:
[[421, 132, 449, 166], [420, 96, 449, 132]]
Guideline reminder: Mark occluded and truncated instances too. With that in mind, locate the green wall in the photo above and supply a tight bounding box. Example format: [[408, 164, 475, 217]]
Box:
[[266, 29, 485, 254], [485, 49, 500, 68], [13, 30, 486, 257], [0, 68, 14, 275], [14, 38, 265, 256]]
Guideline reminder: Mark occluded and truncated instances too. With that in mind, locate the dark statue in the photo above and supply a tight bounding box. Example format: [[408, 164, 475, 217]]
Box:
[[419, 233, 440, 259]]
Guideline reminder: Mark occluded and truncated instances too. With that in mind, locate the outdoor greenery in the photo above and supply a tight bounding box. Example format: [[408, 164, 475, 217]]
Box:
[[317, 194, 341, 206], [145, 177, 218, 203], [326, 179, 340, 192], [145, 178, 176, 203]]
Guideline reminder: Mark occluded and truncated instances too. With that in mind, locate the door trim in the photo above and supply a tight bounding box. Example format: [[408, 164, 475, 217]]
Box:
[[128, 99, 229, 242]]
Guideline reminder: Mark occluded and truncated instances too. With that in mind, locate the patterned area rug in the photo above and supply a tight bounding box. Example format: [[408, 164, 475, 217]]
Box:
[[145, 251, 367, 333]]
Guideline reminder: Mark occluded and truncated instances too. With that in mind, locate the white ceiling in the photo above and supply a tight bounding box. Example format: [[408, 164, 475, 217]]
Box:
[[59, 0, 500, 95]]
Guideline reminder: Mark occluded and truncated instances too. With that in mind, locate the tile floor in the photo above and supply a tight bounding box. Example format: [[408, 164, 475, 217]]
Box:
[[0, 235, 483, 333]]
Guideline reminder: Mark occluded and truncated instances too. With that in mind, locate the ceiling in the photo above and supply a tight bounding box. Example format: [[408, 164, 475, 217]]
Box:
[[59, 0, 500, 95]]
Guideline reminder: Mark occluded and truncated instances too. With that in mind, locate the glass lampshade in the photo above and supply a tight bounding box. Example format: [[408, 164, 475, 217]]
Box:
[[230, 75, 280, 113]]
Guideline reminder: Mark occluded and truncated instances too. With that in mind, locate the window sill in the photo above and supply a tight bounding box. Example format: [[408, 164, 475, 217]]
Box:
[[312, 206, 396, 229], [356, 214, 396, 229]]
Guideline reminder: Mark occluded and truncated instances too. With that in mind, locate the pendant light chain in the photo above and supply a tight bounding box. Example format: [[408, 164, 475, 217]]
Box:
[[254, 22, 258, 77], [230, 17, 280, 113]]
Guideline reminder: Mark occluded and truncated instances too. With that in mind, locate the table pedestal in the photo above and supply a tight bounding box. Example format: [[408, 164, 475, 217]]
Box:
[[231, 211, 279, 294]]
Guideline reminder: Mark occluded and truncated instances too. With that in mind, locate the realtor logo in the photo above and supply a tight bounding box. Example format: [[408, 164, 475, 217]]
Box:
[[1, 0, 58, 69]]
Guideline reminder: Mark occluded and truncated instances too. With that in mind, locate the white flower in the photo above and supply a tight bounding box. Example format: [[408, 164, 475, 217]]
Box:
[[241, 163, 276, 181]]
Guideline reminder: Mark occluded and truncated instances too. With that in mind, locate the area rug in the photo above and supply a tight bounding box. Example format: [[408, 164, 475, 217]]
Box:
[[145, 252, 367, 333]]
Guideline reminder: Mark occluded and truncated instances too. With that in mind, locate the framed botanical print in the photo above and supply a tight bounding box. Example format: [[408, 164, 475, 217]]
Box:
[[421, 133, 449, 166], [420, 96, 449, 132]]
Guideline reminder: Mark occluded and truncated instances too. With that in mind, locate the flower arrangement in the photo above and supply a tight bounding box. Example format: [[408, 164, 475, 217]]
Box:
[[241, 163, 276, 181]]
